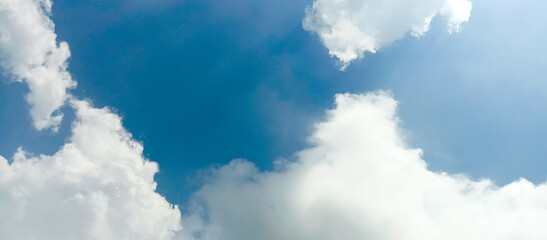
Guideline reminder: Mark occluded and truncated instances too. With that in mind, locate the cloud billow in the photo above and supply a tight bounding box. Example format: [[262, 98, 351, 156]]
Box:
[[0, 100, 182, 239], [303, 0, 472, 69], [180, 92, 547, 240]]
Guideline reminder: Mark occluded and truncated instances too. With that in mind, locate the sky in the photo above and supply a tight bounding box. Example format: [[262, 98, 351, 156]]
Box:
[[2, 0, 547, 239]]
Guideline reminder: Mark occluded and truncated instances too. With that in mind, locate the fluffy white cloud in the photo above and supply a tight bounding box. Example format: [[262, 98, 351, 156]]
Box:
[[0, 1, 181, 238], [3, 1, 543, 239], [0, 0, 76, 131], [303, 0, 472, 69], [180, 91, 547, 240], [0, 99, 182, 239]]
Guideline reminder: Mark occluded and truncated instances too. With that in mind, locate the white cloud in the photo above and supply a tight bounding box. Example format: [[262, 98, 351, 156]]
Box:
[[3, 1, 543, 239], [0, 1, 181, 238], [0, 99, 182, 239], [0, 0, 76, 131], [303, 0, 472, 69], [180, 91, 547, 240]]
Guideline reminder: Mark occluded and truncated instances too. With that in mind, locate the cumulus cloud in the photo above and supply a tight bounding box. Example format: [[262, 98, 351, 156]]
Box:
[[0, 0, 181, 238], [303, 0, 472, 69], [180, 91, 547, 240], [0, 100, 182, 239], [3, 0, 543, 239], [0, 0, 76, 131]]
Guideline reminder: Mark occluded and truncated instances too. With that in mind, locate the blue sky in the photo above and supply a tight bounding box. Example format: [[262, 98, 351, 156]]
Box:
[[2, 0, 547, 238], [4, 0, 545, 200]]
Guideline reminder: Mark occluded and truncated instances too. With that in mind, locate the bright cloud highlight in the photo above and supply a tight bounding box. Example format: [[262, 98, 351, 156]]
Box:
[[303, 0, 472, 69], [0, 0, 76, 131], [180, 91, 547, 240]]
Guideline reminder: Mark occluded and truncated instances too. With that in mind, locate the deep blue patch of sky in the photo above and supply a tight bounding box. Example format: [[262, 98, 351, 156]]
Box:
[[1, 0, 547, 206]]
